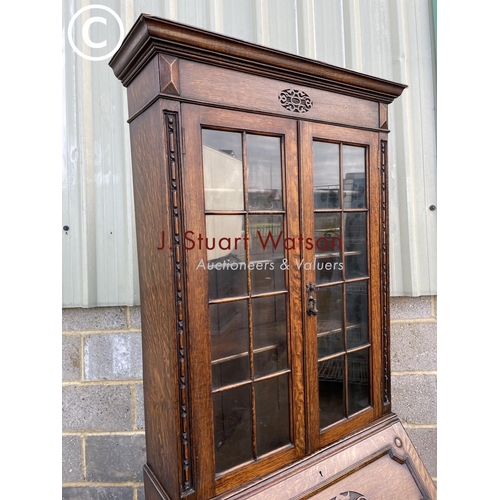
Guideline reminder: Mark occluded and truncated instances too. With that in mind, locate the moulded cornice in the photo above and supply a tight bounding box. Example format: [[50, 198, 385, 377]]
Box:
[[109, 14, 407, 103]]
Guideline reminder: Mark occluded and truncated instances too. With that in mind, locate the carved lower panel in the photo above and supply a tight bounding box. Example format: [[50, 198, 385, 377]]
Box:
[[380, 140, 390, 405], [166, 113, 192, 492], [313, 453, 426, 500], [213, 416, 436, 500]]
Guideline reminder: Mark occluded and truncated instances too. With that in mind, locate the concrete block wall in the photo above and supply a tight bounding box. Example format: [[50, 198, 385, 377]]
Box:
[[62, 297, 437, 497], [62, 307, 146, 500], [390, 296, 438, 481]]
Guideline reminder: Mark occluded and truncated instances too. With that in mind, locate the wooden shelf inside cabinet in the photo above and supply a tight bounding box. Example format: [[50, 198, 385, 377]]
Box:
[[211, 322, 286, 363], [110, 14, 435, 500]]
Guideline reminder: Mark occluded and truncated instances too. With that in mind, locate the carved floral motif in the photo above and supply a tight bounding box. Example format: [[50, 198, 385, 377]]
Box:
[[278, 89, 313, 113], [331, 492, 367, 500]]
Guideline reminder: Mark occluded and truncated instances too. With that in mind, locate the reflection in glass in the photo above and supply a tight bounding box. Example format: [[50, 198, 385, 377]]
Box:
[[252, 295, 287, 377], [212, 356, 249, 390], [318, 357, 344, 428], [347, 349, 370, 416], [255, 375, 290, 455], [249, 215, 285, 294], [314, 213, 342, 284], [210, 301, 249, 359], [317, 331, 343, 359], [202, 130, 243, 211], [313, 141, 340, 209], [344, 212, 367, 279], [346, 282, 368, 348], [343, 145, 366, 209], [247, 135, 283, 211], [316, 285, 343, 337], [254, 347, 287, 378], [206, 215, 247, 300], [213, 385, 253, 472]]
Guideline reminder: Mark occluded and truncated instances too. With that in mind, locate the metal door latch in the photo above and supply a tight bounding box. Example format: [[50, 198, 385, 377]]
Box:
[[306, 283, 318, 316]]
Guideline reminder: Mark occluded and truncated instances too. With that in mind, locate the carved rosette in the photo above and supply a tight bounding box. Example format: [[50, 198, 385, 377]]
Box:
[[166, 113, 192, 492], [331, 492, 367, 500], [278, 89, 313, 113], [380, 140, 390, 404]]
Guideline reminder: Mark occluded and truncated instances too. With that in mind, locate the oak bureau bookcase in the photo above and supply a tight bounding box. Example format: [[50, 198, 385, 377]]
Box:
[[110, 15, 436, 500]]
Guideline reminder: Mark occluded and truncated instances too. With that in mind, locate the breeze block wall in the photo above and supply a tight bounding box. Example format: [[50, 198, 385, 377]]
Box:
[[62, 297, 437, 498], [62, 307, 146, 500], [390, 296, 437, 481]]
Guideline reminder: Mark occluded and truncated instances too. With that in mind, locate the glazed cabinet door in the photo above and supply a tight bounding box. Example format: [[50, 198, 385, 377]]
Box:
[[299, 122, 382, 453], [181, 104, 305, 498], [180, 105, 382, 498]]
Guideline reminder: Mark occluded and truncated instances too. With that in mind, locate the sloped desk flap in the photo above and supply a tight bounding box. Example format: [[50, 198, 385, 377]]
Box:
[[212, 415, 436, 500]]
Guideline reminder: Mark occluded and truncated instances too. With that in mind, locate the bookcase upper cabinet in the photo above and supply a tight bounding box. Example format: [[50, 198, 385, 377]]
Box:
[[110, 15, 436, 500]]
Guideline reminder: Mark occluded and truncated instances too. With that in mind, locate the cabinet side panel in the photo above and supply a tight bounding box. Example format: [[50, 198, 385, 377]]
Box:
[[127, 55, 161, 118], [368, 135, 383, 417], [144, 464, 174, 500], [129, 100, 181, 499]]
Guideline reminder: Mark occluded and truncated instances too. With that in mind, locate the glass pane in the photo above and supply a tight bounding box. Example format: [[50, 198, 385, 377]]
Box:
[[345, 282, 368, 349], [206, 215, 247, 300], [213, 385, 253, 472], [252, 295, 287, 377], [318, 357, 344, 428], [316, 285, 343, 339], [344, 212, 367, 279], [343, 145, 366, 209], [314, 213, 342, 284], [212, 356, 250, 391], [202, 130, 243, 210], [210, 301, 249, 360], [347, 349, 370, 416], [249, 215, 285, 294], [317, 331, 343, 359], [255, 375, 290, 455], [247, 134, 283, 211], [254, 347, 288, 379], [313, 141, 340, 209]]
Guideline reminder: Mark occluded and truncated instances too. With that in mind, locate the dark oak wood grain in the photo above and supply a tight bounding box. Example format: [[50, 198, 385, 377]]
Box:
[[176, 60, 380, 130], [109, 14, 434, 500], [128, 99, 182, 499]]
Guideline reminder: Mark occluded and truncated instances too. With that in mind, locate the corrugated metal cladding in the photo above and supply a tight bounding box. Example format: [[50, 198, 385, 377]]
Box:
[[63, 0, 436, 307]]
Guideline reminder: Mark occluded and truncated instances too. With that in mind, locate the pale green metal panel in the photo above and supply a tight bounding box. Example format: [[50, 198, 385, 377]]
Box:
[[266, 0, 300, 53], [220, 0, 255, 41], [385, 0, 437, 296], [63, 0, 84, 306], [63, 0, 139, 307], [334, 0, 437, 296], [312, 0, 346, 65], [62, 0, 436, 306]]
